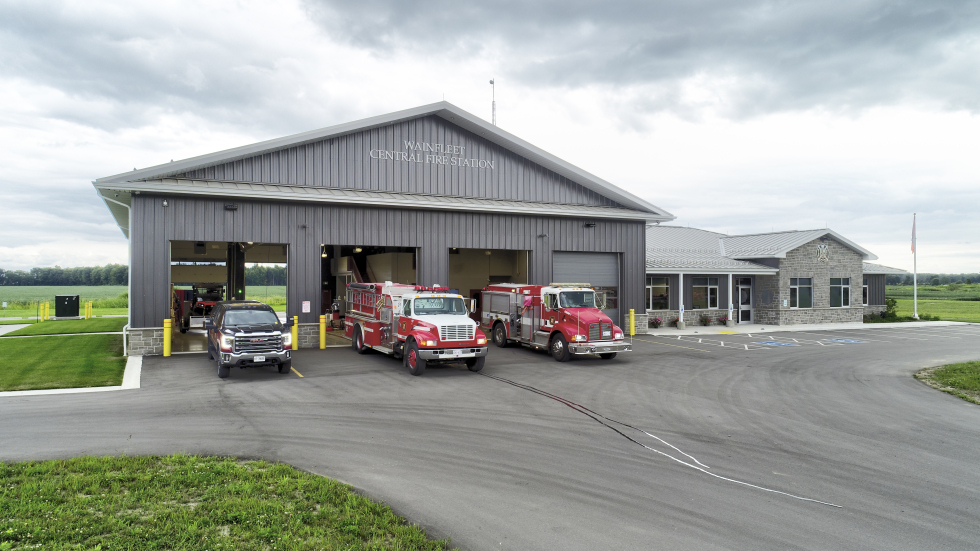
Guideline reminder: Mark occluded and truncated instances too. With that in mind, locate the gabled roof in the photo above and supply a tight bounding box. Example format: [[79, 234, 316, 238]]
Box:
[[721, 229, 878, 260], [863, 262, 907, 275], [646, 226, 778, 274], [94, 101, 674, 235]]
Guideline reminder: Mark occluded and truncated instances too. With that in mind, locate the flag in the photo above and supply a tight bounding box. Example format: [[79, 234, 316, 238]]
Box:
[[911, 217, 916, 253]]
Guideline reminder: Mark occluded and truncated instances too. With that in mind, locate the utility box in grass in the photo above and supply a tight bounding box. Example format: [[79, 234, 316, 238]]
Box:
[[55, 295, 80, 318]]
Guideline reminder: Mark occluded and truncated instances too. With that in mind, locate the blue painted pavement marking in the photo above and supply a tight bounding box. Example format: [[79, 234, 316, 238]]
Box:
[[824, 338, 866, 344], [754, 341, 800, 347]]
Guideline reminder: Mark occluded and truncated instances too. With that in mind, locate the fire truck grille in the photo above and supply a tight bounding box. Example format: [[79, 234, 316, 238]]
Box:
[[234, 335, 282, 353], [588, 323, 600, 341], [588, 322, 613, 341], [600, 322, 613, 340], [439, 325, 474, 341]]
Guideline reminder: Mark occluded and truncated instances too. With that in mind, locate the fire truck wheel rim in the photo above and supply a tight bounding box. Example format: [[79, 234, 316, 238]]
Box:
[[408, 349, 417, 368]]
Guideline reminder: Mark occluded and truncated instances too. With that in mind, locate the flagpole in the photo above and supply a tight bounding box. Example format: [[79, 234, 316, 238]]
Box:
[[913, 212, 918, 320]]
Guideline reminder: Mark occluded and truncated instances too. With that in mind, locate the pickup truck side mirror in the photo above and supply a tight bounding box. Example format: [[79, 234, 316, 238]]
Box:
[[284, 318, 294, 328], [203, 320, 213, 330]]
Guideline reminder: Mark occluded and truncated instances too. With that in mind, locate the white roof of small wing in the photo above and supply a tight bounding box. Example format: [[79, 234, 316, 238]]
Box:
[[863, 262, 908, 275], [721, 229, 878, 260]]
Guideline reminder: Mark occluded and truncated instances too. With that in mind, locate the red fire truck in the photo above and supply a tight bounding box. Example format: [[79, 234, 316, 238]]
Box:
[[480, 283, 631, 361], [345, 282, 489, 376]]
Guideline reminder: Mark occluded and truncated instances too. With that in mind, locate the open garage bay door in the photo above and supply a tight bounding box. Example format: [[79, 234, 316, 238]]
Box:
[[552, 252, 620, 325]]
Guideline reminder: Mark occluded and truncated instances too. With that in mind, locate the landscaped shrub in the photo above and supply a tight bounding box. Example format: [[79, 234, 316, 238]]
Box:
[[698, 313, 712, 326], [649, 316, 663, 328]]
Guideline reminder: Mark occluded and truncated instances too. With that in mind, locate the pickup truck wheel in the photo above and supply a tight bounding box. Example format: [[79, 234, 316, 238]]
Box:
[[353, 326, 370, 355], [217, 362, 230, 379], [550, 334, 570, 362], [405, 342, 426, 376], [599, 353, 617, 360], [279, 359, 291, 374], [492, 323, 508, 348], [466, 356, 485, 372]]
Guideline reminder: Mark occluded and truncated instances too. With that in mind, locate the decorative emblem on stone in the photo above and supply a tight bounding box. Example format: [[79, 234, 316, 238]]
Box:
[[816, 243, 830, 263]]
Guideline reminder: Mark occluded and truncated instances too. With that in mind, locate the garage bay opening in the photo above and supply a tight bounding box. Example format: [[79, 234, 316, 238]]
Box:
[[449, 248, 530, 323], [320, 245, 418, 329]]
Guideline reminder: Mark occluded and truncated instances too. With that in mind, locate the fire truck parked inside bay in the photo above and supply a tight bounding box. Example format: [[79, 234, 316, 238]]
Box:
[[345, 282, 488, 376], [481, 283, 631, 361]]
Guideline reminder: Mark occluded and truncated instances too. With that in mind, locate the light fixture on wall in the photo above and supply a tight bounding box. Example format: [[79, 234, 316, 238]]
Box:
[[162, 199, 168, 207], [354, 247, 363, 253], [584, 222, 596, 228], [485, 250, 491, 255]]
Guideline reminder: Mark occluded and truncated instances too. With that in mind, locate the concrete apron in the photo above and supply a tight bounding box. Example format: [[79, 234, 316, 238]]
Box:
[[643, 320, 977, 336]]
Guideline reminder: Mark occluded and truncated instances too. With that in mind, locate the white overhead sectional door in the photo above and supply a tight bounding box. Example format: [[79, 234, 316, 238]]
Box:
[[552, 252, 620, 324]]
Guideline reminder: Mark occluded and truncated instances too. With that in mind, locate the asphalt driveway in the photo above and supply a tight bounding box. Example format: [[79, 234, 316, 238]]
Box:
[[2, 323, 980, 550]]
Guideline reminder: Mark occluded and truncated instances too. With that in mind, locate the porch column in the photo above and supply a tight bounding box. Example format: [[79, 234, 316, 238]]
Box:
[[677, 272, 686, 329], [728, 273, 734, 326]]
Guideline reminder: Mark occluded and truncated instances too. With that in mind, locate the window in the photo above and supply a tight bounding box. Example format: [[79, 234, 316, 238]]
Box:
[[402, 300, 412, 317], [830, 278, 851, 307], [646, 277, 669, 310], [691, 277, 719, 309], [790, 278, 813, 309], [863, 277, 869, 305], [413, 297, 467, 316], [544, 294, 559, 310]]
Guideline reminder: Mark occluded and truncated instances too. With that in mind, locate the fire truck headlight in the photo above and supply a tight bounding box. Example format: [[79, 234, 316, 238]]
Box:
[[614, 332, 624, 340], [572, 334, 587, 342], [476, 336, 487, 345], [423, 340, 437, 347]]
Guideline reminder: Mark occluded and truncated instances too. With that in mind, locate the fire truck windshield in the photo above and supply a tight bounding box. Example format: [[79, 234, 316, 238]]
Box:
[[413, 297, 468, 316], [559, 291, 596, 308]]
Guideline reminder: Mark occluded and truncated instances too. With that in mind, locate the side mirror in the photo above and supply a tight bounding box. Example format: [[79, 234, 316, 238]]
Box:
[[204, 321, 214, 330], [468, 299, 477, 314], [284, 318, 294, 328]]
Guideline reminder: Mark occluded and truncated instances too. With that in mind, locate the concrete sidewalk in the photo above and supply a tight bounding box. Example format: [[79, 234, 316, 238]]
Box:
[[641, 319, 976, 336]]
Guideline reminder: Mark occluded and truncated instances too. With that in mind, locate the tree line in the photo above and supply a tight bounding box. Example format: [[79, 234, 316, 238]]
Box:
[[0, 264, 287, 286], [886, 273, 979, 285]]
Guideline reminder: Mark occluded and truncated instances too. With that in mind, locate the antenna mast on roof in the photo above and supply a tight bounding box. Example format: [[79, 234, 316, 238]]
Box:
[[489, 78, 496, 125]]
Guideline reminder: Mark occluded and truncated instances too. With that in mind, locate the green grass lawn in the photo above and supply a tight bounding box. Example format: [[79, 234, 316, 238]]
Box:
[[0, 455, 449, 550], [886, 283, 980, 299], [0, 334, 125, 391], [4, 318, 128, 336], [915, 360, 980, 405], [893, 298, 980, 323]]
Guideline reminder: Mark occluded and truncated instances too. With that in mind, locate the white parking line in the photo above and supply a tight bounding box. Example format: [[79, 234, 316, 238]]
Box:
[[737, 334, 844, 346], [656, 335, 770, 350], [791, 330, 892, 343]]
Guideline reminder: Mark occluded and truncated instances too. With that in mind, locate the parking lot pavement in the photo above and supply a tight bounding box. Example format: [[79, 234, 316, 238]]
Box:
[[2, 326, 980, 550]]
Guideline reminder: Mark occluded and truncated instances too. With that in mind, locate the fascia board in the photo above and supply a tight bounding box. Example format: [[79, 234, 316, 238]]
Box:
[[95, 179, 661, 221], [93, 101, 675, 221], [645, 268, 778, 275], [93, 185, 131, 238]]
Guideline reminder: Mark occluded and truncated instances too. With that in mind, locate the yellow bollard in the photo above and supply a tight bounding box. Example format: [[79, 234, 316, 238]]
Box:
[[629, 309, 635, 336], [292, 316, 300, 351], [38, 302, 43, 323], [89, 302, 93, 318], [319, 315, 326, 349], [163, 318, 172, 357], [45, 302, 50, 321]]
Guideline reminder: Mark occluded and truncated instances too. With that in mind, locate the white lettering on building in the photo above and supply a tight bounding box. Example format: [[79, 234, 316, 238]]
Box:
[[369, 140, 494, 170]]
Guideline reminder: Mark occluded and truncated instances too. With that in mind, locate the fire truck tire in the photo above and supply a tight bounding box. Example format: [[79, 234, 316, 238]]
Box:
[[279, 360, 291, 373], [405, 342, 426, 376], [599, 353, 617, 360], [218, 362, 230, 379], [492, 323, 508, 348], [466, 356, 485, 372], [353, 326, 369, 354], [550, 334, 570, 362]]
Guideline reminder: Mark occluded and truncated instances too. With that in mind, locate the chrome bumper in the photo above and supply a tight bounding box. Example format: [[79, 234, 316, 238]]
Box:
[[568, 341, 631, 355], [419, 346, 489, 361], [221, 350, 291, 366]]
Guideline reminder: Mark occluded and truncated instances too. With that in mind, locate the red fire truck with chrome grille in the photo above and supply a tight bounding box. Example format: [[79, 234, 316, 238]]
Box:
[[345, 282, 489, 375], [480, 283, 631, 361]]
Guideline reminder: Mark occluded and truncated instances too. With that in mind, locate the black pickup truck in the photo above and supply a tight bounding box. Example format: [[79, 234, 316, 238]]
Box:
[[205, 301, 293, 379]]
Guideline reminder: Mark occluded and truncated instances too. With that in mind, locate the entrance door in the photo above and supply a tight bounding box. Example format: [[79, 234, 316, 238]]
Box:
[[736, 277, 752, 323]]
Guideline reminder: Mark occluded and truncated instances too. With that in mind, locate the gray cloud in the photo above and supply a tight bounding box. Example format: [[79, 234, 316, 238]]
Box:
[[305, 0, 980, 117]]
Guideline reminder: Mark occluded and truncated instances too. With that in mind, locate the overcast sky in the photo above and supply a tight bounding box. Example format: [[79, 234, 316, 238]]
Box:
[[1, 0, 978, 273]]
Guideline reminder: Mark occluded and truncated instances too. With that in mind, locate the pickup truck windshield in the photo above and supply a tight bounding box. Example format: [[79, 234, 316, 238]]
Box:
[[559, 291, 596, 308], [413, 297, 467, 316], [223, 309, 281, 326]]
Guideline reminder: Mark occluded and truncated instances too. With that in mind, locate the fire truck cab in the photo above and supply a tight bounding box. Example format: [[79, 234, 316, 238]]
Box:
[[481, 283, 631, 361], [345, 282, 489, 376]]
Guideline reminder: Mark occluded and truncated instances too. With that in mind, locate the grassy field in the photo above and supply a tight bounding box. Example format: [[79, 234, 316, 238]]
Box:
[[4, 318, 127, 336], [886, 284, 980, 299], [0, 334, 125, 391], [893, 299, 980, 323], [0, 455, 449, 550], [245, 285, 287, 305], [0, 285, 128, 303], [915, 360, 980, 405]]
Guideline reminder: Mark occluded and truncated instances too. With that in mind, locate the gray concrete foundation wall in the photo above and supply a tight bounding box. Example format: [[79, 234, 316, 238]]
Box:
[[128, 327, 163, 356]]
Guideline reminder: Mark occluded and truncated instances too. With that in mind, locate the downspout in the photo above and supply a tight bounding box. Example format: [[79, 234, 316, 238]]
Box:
[[100, 192, 132, 356]]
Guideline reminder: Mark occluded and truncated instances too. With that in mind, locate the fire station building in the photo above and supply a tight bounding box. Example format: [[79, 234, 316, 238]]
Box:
[[95, 102, 674, 354]]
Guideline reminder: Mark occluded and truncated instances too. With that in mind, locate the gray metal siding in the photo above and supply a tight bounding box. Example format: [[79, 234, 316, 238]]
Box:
[[866, 274, 886, 306], [130, 195, 646, 329], [175, 116, 622, 208]]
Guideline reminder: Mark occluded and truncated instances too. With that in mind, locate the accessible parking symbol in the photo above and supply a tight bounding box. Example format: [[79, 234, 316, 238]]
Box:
[[824, 338, 866, 344], [754, 341, 799, 347]]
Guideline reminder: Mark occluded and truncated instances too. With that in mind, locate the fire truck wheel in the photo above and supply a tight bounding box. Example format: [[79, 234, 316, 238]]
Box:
[[353, 326, 370, 355], [278, 360, 291, 373], [405, 342, 426, 376], [599, 353, 617, 360], [492, 323, 508, 348], [550, 334, 570, 362], [466, 356, 485, 372]]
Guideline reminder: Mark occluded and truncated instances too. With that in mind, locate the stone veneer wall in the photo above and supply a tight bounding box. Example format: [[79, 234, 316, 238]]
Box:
[[864, 305, 886, 317], [297, 323, 320, 349], [647, 309, 731, 327], [128, 327, 163, 356], [754, 237, 865, 325]]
